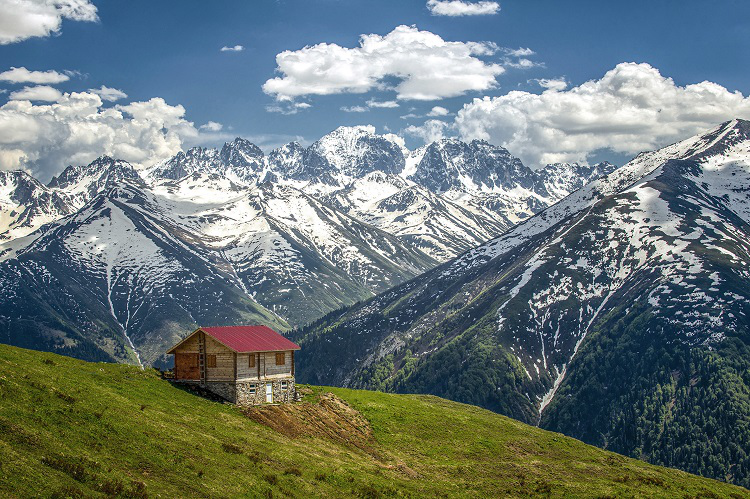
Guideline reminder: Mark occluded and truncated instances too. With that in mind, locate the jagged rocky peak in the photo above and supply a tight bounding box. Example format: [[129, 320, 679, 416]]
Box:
[[408, 138, 536, 193], [538, 161, 619, 198], [47, 156, 141, 195], [220, 137, 264, 167], [267, 141, 306, 178], [310, 125, 407, 177], [147, 139, 266, 184], [0, 170, 47, 205]]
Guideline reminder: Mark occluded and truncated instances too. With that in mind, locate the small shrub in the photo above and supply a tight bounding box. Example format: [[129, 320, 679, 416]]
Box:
[[263, 473, 278, 486], [41, 455, 87, 482], [247, 451, 261, 463], [53, 389, 76, 403], [128, 480, 148, 499], [283, 467, 302, 476], [43, 358, 55, 365], [221, 442, 243, 454], [50, 485, 84, 498], [357, 484, 381, 499], [98, 478, 125, 496], [140, 404, 147, 411], [314, 472, 327, 481], [534, 481, 552, 496]]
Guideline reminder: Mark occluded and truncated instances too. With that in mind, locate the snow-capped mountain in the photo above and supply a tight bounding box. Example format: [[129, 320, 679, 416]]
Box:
[[144, 138, 265, 185], [48, 156, 143, 208], [0, 125, 616, 367], [0, 178, 288, 368], [292, 119, 750, 487], [0, 170, 75, 241], [261, 127, 614, 259], [321, 171, 510, 261], [0, 160, 435, 367]]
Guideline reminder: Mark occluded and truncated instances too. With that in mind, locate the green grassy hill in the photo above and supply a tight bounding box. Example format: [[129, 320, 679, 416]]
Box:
[[0, 344, 745, 498]]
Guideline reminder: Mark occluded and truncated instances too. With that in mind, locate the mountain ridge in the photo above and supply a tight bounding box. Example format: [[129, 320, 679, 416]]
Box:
[[291, 119, 750, 487]]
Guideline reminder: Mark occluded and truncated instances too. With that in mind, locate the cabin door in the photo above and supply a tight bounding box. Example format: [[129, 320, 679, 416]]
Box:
[[265, 382, 273, 403], [174, 353, 199, 380]]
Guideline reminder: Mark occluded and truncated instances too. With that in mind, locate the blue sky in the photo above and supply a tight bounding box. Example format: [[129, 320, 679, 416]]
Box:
[[1, 0, 750, 178]]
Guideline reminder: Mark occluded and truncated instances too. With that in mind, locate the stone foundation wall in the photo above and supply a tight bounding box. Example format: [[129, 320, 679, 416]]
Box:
[[236, 378, 295, 406], [174, 378, 295, 406], [202, 381, 236, 402]]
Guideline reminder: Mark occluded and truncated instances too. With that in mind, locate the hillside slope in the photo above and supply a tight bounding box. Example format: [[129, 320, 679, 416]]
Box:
[[0, 345, 744, 498], [292, 119, 750, 487]]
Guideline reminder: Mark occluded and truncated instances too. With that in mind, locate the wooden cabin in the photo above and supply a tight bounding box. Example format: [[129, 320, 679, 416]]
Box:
[[167, 325, 300, 405]]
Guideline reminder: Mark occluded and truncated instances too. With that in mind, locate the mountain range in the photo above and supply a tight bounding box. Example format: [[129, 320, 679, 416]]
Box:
[[292, 119, 750, 487], [0, 125, 612, 367]]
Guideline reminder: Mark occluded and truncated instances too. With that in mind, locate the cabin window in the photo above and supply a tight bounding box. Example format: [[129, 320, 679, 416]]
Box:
[[249, 384, 256, 395], [206, 354, 217, 368], [281, 381, 288, 390], [248, 354, 255, 368], [275, 352, 285, 365]]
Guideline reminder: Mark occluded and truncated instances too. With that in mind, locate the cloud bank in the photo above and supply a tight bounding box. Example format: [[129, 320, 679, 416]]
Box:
[[263, 25, 503, 102], [416, 62, 750, 167], [427, 0, 500, 16], [0, 91, 200, 180], [0, 0, 98, 44]]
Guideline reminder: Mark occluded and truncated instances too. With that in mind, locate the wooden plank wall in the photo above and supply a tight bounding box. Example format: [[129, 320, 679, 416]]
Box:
[[204, 336, 234, 381], [236, 353, 258, 380], [263, 351, 293, 377], [236, 351, 293, 380]]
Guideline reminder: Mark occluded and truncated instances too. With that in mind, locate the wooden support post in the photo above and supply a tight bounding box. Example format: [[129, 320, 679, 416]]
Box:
[[257, 353, 260, 379], [291, 350, 295, 376], [233, 352, 237, 380]]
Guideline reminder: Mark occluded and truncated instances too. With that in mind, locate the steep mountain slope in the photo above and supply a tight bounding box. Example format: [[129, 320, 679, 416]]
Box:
[[0, 179, 288, 367], [321, 171, 510, 261], [0, 163, 436, 366], [292, 119, 750, 487], [0, 127, 618, 367], [1, 344, 745, 498], [148, 173, 436, 324]]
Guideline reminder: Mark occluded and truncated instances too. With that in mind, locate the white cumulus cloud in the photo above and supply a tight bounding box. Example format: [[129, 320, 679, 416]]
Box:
[[534, 78, 567, 91], [0, 0, 98, 45], [452, 62, 750, 167], [404, 119, 452, 143], [220, 45, 244, 52], [0, 91, 200, 180], [341, 106, 368, 113], [427, 106, 450, 116], [9, 85, 63, 102], [366, 99, 400, 108], [199, 121, 223, 132], [0, 66, 70, 84], [263, 25, 504, 102], [89, 85, 128, 102], [427, 0, 500, 16]]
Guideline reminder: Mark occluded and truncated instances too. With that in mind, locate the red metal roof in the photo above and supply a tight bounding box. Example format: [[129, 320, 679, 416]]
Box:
[[199, 325, 300, 353]]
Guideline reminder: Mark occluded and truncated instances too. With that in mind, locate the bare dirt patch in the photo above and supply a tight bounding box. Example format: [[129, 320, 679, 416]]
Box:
[[244, 392, 419, 478], [244, 392, 376, 454]]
